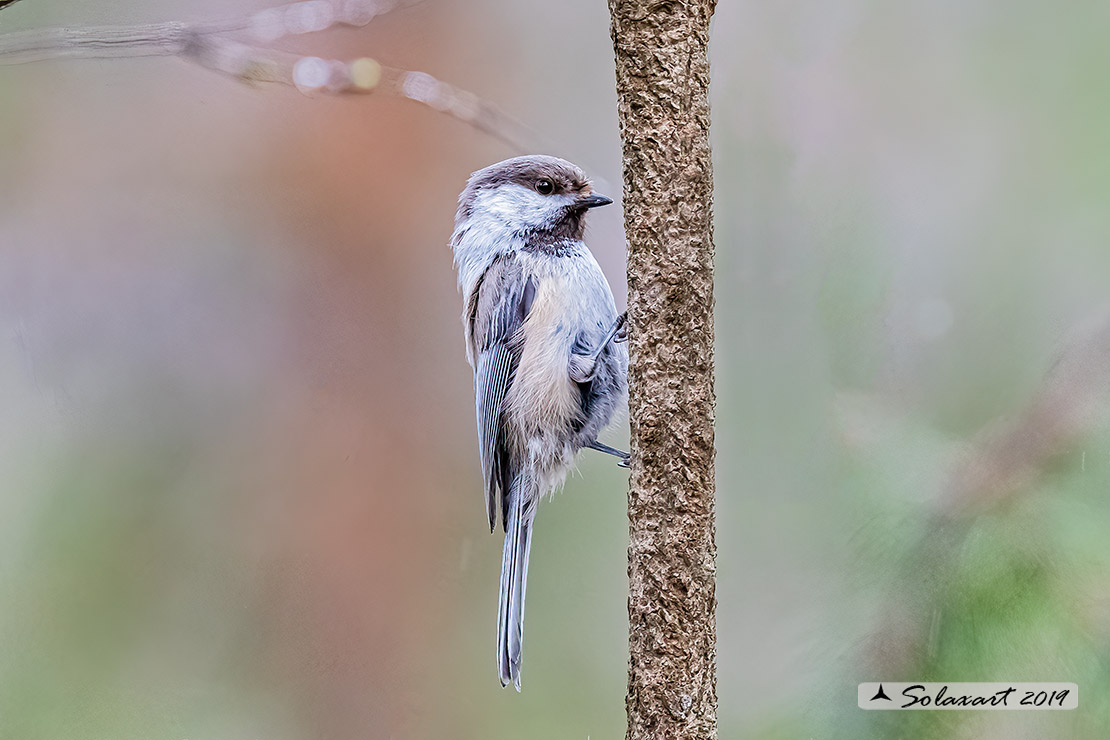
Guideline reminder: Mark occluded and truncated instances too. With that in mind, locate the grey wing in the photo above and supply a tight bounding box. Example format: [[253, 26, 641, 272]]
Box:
[[467, 254, 535, 532], [474, 345, 513, 532]]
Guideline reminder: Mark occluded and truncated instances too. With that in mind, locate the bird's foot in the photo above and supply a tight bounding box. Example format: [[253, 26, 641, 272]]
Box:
[[613, 311, 628, 343], [588, 440, 631, 468]]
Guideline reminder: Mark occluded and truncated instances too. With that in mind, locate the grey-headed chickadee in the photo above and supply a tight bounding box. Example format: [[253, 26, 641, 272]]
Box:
[[451, 155, 628, 690]]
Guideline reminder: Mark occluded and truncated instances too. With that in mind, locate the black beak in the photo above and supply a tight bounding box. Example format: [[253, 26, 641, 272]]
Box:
[[575, 193, 613, 210]]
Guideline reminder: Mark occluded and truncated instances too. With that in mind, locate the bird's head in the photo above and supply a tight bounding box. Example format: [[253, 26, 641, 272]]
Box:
[[455, 155, 612, 247]]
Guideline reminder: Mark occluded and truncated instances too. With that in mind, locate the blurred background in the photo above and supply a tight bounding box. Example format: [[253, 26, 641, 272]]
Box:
[[3, 0, 1110, 737]]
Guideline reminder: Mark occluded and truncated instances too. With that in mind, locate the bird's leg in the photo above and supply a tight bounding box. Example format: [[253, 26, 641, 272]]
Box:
[[613, 311, 628, 343], [587, 440, 631, 468], [569, 312, 628, 383], [600, 311, 627, 349]]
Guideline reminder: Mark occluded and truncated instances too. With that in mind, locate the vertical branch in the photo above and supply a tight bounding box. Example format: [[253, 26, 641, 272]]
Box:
[[608, 2, 718, 740]]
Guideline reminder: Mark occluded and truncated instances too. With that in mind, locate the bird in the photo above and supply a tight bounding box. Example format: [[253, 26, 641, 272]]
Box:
[[451, 155, 629, 690]]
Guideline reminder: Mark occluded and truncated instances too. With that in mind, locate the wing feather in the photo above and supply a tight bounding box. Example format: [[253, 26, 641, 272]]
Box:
[[476, 344, 513, 532], [467, 255, 532, 531]]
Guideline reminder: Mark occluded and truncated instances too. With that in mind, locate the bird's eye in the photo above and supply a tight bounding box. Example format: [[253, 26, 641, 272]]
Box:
[[536, 179, 554, 195]]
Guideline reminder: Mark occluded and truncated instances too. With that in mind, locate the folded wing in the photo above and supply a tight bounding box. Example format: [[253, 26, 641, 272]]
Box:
[[467, 254, 535, 531]]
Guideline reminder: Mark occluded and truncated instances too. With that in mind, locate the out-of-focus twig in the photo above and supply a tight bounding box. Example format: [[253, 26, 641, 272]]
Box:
[[940, 311, 1110, 515], [862, 310, 1110, 677], [0, 0, 541, 151]]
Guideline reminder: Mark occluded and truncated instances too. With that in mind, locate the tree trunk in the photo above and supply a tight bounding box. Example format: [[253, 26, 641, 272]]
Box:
[[608, 2, 718, 739]]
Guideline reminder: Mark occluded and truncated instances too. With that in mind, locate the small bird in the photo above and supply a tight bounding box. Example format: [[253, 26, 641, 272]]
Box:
[[451, 155, 628, 690]]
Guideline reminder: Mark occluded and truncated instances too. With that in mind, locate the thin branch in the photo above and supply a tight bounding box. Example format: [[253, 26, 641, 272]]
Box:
[[0, 0, 540, 151], [0, 23, 216, 63]]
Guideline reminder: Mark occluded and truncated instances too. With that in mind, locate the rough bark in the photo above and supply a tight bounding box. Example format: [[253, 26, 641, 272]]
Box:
[[608, 2, 718, 739]]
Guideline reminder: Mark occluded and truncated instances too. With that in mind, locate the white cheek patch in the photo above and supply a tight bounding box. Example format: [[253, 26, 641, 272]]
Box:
[[474, 185, 574, 232]]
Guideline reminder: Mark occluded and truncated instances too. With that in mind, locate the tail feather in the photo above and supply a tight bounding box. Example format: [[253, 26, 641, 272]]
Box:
[[497, 488, 534, 691]]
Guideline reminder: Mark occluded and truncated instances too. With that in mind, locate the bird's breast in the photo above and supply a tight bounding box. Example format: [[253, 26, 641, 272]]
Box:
[[505, 271, 581, 435]]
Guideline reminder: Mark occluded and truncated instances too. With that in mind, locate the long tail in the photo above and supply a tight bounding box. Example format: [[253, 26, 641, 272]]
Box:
[[497, 482, 535, 691]]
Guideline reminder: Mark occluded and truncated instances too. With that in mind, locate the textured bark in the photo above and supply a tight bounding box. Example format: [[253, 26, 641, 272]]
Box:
[[608, 2, 718, 739]]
